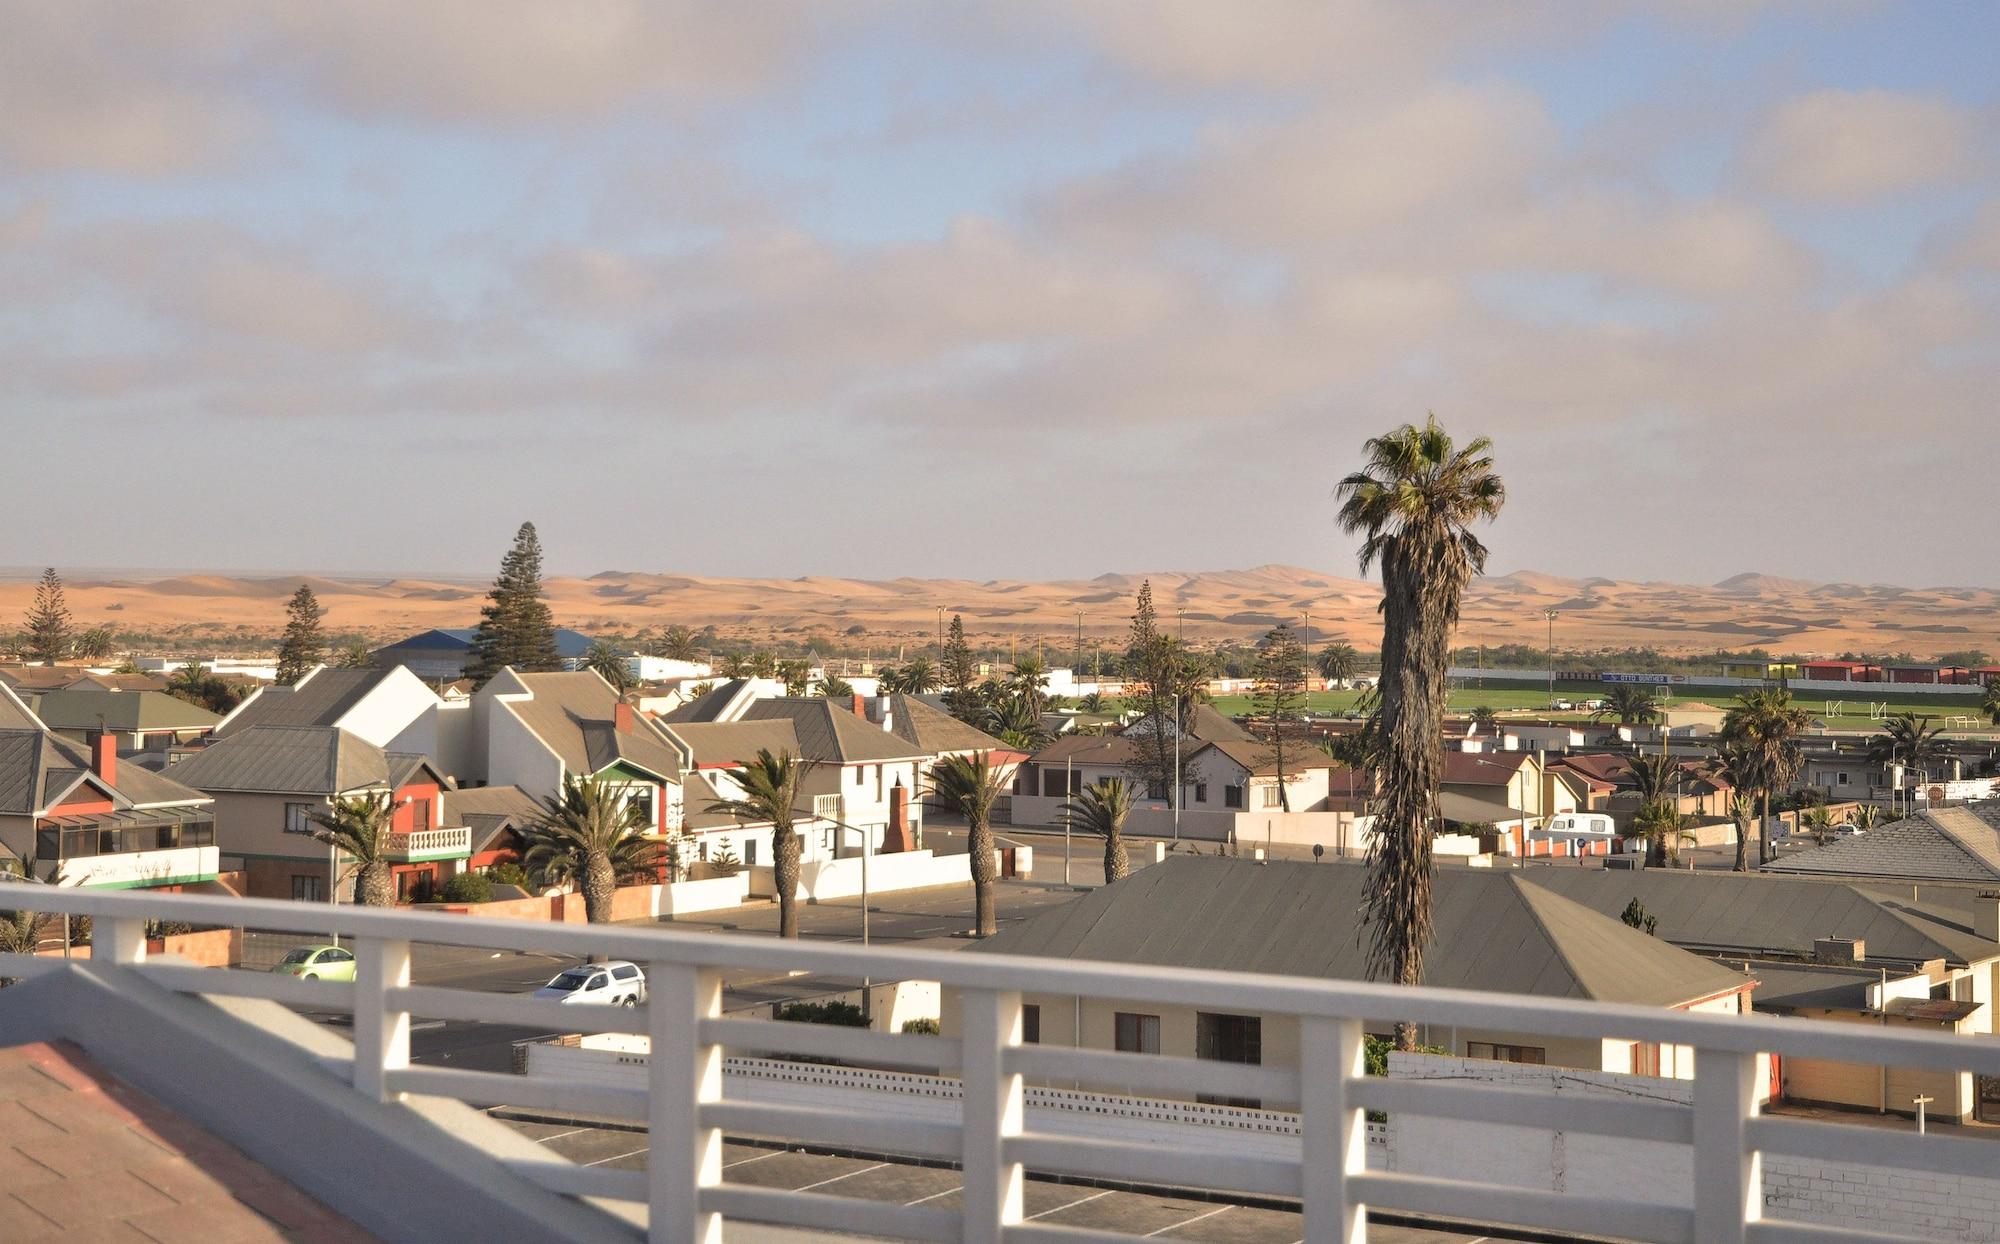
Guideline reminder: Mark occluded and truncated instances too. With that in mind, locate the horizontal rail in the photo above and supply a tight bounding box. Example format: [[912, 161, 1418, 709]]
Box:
[[0, 953, 67, 979], [1348, 1171, 1695, 1242], [702, 1016, 957, 1069], [700, 1186, 960, 1244], [1007, 1227, 1162, 1244], [391, 984, 648, 1035], [389, 1066, 648, 1122], [9, 885, 1996, 1075], [1348, 1076, 1693, 1143], [1007, 1044, 1295, 1104], [141, 962, 358, 1010], [700, 1100, 963, 1159], [1748, 1221, 1934, 1244], [1749, 1115, 2000, 1183], [500, 1157, 648, 1203], [1005, 1133, 1300, 1198]]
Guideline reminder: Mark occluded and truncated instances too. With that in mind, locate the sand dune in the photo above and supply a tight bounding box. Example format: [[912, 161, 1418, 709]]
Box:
[[1, 566, 1996, 659]]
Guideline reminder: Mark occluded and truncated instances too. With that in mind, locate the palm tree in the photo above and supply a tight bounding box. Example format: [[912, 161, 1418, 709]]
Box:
[[1316, 643, 1361, 686], [930, 753, 1008, 937], [1865, 713, 1948, 778], [1076, 691, 1107, 715], [1983, 680, 2000, 727], [816, 672, 855, 699], [1467, 705, 1498, 733], [584, 641, 634, 692], [0, 907, 49, 955], [1801, 804, 1838, 846], [1720, 688, 1814, 865], [523, 774, 659, 924], [897, 656, 941, 694], [1061, 778, 1134, 884], [1624, 752, 1681, 866], [1337, 417, 1503, 1049], [718, 652, 756, 678], [1593, 684, 1663, 727], [1008, 654, 1049, 716], [307, 793, 397, 908], [776, 659, 813, 697], [704, 750, 810, 938], [658, 625, 700, 661], [1710, 741, 1761, 872], [1852, 803, 1880, 830], [986, 695, 1049, 751]]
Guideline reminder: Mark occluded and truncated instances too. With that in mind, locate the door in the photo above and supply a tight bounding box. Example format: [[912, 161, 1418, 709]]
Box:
[[1195, 1011, 1263, 1108]]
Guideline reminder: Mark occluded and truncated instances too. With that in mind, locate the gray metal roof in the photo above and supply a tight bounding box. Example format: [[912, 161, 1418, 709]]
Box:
[[442, 783, 543, 851], [1518, 867, 1998, 967], [740, 699, 927, 764], [1742, 962, 1878, 1013], [216, 667, 396, 736], [666, 719, 803, 770], [976, 857, 1750, 1008], [886, 694, 1011, 756], [663, 680, 751, 724], [163, 725, 392, 795], [26, 689, 220, 733], [1759, 806, 2000, 884], [0, 727, 208, 813], [499, 672, 683, 781]]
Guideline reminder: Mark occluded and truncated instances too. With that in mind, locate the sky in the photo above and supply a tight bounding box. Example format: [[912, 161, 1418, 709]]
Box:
[[2, 2, 1997, 586]]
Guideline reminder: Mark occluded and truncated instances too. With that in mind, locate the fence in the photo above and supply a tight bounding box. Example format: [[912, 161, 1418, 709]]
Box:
[[7, 885, 2000, 1242]]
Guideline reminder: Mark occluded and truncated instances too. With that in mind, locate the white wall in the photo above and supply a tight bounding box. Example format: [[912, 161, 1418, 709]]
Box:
[[337, 666, 444, 752]]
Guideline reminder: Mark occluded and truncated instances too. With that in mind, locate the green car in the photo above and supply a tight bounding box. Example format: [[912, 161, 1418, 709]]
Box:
[[271, 945, 357, 982]]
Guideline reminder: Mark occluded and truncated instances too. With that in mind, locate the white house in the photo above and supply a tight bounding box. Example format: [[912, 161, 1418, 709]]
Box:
[[470, 669, 688, 837], [216, 665, 469, 777]]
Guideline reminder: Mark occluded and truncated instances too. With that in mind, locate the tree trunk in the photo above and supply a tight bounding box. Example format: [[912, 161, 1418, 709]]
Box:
[[772, 824, 801, 939], [1732, 814, 1749, 872], [1759, 789, 1771, 865], [356, 859, 393, 908], [1367, 538, 1457, 1052], [1103, 830, 1129, 884], [581, 849, 617, 924], [968, 815, 997, 937]]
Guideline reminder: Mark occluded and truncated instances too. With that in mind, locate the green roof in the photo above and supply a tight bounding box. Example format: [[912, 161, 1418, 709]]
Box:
[[26, 689, 220, 733]]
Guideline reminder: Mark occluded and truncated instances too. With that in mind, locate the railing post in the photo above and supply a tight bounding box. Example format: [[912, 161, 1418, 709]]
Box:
[[960, 988, 1025, 1244], [650, 964, 723, 1244], [1300, 1017, 1367, 1244], [1692, 1048, 1761, 1243], [352, 937, 410, 1103], [95, 917, 148, 966]]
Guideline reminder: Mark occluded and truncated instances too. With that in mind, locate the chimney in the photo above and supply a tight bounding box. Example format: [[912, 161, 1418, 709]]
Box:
[[1976, 892, 2000, 943], [1813, 936, 1866, 965], [614, 700, 635, 733], [852, 693, 868, 719], [89, 730, 117, 787]]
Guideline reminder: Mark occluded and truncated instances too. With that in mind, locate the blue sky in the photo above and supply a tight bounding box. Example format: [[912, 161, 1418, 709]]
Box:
[[1, 2, 1996, 586]]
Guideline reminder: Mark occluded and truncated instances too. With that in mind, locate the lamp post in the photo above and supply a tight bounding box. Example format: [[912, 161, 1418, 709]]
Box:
[[822, 816, 875, 1020], [1173, 693, 1183, 843], [1543, 609, 1560, 708]]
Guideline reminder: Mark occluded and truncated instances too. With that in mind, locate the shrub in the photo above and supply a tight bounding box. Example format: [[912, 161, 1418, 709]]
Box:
[[441, 872, 492, 904], [708, 844, 742, 878], [775, 1000, 870, 1028], [900, 1017, 941, 1035], [486, 861, 530, 889]]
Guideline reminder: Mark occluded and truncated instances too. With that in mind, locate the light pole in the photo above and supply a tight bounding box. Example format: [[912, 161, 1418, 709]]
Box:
[[1543, 609, 1560, 708], [1173, 693, 1183, 843], [1303, 609, 1313, 712], [823, 816, 875, 1020]]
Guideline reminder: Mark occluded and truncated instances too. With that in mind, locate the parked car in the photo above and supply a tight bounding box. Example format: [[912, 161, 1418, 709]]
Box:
[[532, 961, 648, 1006], [271, 945, 357, 982], [1551, 698, 1577, 711], [1832, 823, 1865, 838]]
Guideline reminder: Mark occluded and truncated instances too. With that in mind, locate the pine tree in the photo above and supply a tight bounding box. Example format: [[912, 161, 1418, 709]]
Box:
[[1121, 581, 1176, 796], [275, 584, 326, 686], [466, 522, 561, 683], [1252, 623, 1306, 812], [24, 568, 71, 665], [941, 613, 981, 721]]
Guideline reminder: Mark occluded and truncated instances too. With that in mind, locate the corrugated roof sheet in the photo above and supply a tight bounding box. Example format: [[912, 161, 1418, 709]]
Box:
[[500, 672, 683, 780], [0, 727, 207, 812], [666, 720, 803, 770], [976, 857, 1748, 1008], [216, 667, 396, 736], [1759, 806, 2000, 884], [26, 689, 220, 732], [164, 726, 390, 795], [886, 694, 1011, 755], [740, 699, 927, 763]]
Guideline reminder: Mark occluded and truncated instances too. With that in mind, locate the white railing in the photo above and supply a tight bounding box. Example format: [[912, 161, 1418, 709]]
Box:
[[4, 886, 2000, 1244], [384, 826, 473, 858]]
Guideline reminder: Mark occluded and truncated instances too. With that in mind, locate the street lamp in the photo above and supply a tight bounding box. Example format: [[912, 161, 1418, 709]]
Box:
[[1543, 609, 1560, 708], [821, 815, 875, 1020]]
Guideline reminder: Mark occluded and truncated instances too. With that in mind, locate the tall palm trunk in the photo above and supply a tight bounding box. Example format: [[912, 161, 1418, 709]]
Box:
[[355, 858, 393, 908], [1369, 539, 1453, 1051], [772, 824, 801, 939], [1103, 828, 1129, 883], [1759, 788, 1772, 866], [581, 849, 617, 924], [1732, 809, 1750, 872], [968, 815, 997, 936]]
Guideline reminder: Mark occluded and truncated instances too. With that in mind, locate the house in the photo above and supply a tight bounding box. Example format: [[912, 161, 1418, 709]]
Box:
[[947, 857, 1754, 1105], [21, 688, 220, 756], [659, 678, 785, 724], [1520, 867, 2000, 1122], [866, 693, 1023, 814], [0, 666, 166, 694], [218, 664, 465, 775], [162, 724, 463, 902], [443, 784, 545, 874], [471, 669, 687, 840], [0, 687, 217, 891], [1798, 660, 1881, 683], [623, 655, 714, 683], [1760, 805, 2000, 885], [369, 627, 598, 682], [133, 656, 280, 682]]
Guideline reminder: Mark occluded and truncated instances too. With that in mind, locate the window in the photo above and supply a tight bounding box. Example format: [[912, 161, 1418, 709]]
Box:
[[284, 803, 315, 836], [1113, 1012, 1161, 1055], [585, 974, 607, 991], [1468, 1041, 1546, 1065], [1630, 1043, 1659, 1076], [1836, 772, 1850, 787], [855, 767, 865, 788], [1022, 1004, 1041, 1045], [321, 947, 353, 964], [1043, 770, 1066, 798], [744, 840, 758, 867], [629, 789, 653, 826], [1146, 781, 1167, 800], [1194, 782, 1208, 804], [1259, 784, 1281, 809], [1932, 976, 1975, 1003], [291, 875, 324, 902], [611, 964, 640, 980], [1224, 785, 1245, 810], [875, 765, 884, 801], [1196, 1012, 1263, 1107]]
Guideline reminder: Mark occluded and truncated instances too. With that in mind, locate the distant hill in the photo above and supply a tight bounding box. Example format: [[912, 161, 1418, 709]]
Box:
[[0, 566, 1994, 659]]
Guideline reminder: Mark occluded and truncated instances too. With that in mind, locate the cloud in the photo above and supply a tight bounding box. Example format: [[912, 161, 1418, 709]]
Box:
[[1742, 89, 1982, 202]]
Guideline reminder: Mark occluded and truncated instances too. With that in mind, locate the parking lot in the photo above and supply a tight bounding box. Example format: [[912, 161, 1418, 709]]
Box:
[[501, 1118, 1507, 1243]]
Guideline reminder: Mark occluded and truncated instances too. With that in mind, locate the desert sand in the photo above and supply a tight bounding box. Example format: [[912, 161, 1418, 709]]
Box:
[[1, 567, 1995, 661]]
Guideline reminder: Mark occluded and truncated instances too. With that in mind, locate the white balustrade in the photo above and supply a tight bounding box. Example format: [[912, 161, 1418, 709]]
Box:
[[3, 885, 1998, 1243]]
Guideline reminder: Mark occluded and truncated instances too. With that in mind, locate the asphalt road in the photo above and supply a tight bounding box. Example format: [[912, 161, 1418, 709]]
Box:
[[503, 1118, 1508, 1243]]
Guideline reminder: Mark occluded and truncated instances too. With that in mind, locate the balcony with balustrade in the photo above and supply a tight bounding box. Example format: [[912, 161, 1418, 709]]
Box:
[[382, 825, 473, 863], [1, 884, 1997, 1243]]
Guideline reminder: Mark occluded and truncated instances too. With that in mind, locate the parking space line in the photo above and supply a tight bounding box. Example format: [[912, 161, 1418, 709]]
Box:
[[533, 1127, 589, 1144], [1026, 1189, 1112, 1220], [904, 1185, 961, 1206], [585, 1145, 651, 1167], [724, 1150, 784, 1170], [794, 1161, 888, 1192], [1145, 1204, 1232, 1236]]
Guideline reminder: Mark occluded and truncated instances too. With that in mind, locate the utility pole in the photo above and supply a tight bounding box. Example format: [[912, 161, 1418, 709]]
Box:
[[1075, 610, 1084, 682], [1543, 609, 1560, 707], [1303, 608, 1313, 711]]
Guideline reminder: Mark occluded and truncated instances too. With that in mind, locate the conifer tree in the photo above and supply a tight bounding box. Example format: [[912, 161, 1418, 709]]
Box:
[[275, 584, 326, 686], [1252, 623, 1307, 812], [941, 613, 981, 721], [466, 522, 561, 682], [24, 568, 71, 665]]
